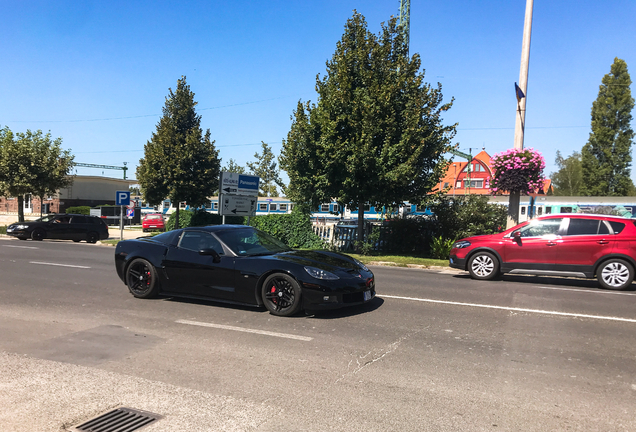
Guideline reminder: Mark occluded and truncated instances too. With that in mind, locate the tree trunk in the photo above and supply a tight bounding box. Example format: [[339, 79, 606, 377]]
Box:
[[357, 201, 365, 253], [506, 191, 520, 228], [17, 195, 25, 223]]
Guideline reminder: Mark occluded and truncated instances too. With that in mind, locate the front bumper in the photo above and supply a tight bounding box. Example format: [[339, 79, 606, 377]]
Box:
[[300, 273, 376, 310], [5, 227, 29, 238], [449, 255, 466, 270]]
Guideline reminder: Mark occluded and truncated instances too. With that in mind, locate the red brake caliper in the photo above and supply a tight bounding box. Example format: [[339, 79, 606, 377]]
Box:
[[270, 286, 277, 304]]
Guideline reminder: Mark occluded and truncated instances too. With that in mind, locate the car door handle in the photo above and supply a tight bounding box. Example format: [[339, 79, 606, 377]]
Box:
[[546, 242, 557, 246], [597, 240, 610, 245]]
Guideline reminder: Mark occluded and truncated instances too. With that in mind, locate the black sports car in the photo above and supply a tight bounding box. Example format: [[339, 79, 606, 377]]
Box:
[[114, 225, 376, 316]]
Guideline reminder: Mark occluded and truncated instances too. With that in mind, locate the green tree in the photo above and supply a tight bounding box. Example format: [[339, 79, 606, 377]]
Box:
[[0, 128, 37, 222], [222, 158, 247, 175], [551, 150, 582, 196], [136, 76, 221, 228], [30, 130, 75, 215], [246, 141, 285, 197], [581, 57, 635, 196], [280, 12, 455, 245]]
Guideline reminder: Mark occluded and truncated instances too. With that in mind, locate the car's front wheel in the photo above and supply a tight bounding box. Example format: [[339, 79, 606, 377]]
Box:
[[261, 273, 302, 317], [125, 258, 159, 298], [467, 251, 500, 280], [31, 228, 45, 241], [597, 259, 634, 290], [86, 231, 99, 243]]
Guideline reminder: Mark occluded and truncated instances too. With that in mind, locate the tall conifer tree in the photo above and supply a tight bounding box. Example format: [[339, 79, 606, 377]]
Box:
[[137, 77, 220, 227], [280, 12, 455, 245], [581, 58, 635, 196]]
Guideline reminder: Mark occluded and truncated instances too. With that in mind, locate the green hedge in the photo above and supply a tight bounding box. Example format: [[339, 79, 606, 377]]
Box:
[[65, 206, 91, 215], [0, 226, 6, 235], [165, 209, 245, 231], [248, 211, 324, 249]]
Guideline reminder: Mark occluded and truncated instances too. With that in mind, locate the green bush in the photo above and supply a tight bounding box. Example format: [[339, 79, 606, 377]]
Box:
[[65, 206, 91, 215], [0, 226, 6, 235], [249, 210, 324, 249], [430, 236, 455, 259]]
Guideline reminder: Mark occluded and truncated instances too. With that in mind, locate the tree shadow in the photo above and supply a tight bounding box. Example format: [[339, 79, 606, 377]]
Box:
[[452, 272, 636, 291], [305, 297, 384, 319]]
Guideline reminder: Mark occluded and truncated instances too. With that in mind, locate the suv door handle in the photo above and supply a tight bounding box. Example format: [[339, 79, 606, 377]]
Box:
[[546, 242, 557, 246], [597, 240, 610, 245]]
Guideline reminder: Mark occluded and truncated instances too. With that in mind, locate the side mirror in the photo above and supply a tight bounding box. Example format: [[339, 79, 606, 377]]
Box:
[[513, 231, 521, 242], [199, 248, 222, 263]]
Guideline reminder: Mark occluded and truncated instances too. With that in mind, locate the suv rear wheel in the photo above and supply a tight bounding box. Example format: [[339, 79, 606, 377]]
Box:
[[597, 259, 634, 291], [468, 251, 500, 280]]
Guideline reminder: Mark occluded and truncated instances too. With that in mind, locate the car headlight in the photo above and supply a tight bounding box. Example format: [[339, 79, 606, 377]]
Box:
[[304, 266, 340, 280], [13, 225, 29, 230], [452, 240, 471, 249], [353, 258, 369, 272]]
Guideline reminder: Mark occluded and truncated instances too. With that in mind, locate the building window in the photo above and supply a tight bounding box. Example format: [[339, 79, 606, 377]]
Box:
[[213, 202, 218, 210], [332, 204, 339, 212], [456, 181, 462, 188], [561, 207, 573, 213], [521, 206, 526, 215], [279, 203, 287, 211], [270, 203, 277, 211], [537, 207, 543, 216], [259, 203, 268, 211], [443, 182, 449, 189], [469, 180, 484, 188], [289, 204, 294, 211], [321, 204, 330, 212], [545, 206, 552, 214], [179, 202, 186, 209], [163, 201, 170, 209]]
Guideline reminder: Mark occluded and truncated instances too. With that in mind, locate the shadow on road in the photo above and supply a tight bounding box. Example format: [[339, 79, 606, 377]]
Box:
[[452, 272, 636, 292], [306, 297, 384, 319]]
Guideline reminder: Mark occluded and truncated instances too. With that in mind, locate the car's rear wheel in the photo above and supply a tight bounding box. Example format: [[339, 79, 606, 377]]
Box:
[[597, 259, 634, 290], [468, 251, 499, 280], [125, 258, 159, 298], [18, 237, 27, 241], [31, 228, 45, 241], [72, 239, 81, 243], [261, 273, 302, 317], [86, 231, 99, 243]]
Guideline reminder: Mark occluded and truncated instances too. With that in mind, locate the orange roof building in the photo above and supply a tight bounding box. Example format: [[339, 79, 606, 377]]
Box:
[[437, 150, 552, 196]]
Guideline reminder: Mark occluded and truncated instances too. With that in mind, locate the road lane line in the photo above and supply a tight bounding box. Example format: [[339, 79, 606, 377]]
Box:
[[30, 261, 91, 269], [381, 295, 636, 323], [176, 319, 313, 341], [535, 286, 636, 296], [4, 245, 39, 249]]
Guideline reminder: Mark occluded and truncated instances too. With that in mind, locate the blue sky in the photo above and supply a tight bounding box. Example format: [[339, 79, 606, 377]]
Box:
[[2, 0, 635, 186]]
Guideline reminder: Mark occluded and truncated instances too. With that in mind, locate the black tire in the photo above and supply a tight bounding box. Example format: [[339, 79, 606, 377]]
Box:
[[125, 258, 159, 298], [72, 239, 81, 243], [31, 228, 45, 241], [86, 231, 99, 244], [18, 237, 27, 241], [261, 273, 302, 317], [597, 259, 634, 291], [467, 251, 500, 280]]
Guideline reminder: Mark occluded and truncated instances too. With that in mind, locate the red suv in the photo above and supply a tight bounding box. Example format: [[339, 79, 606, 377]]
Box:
[[449, 214, 636, 290]]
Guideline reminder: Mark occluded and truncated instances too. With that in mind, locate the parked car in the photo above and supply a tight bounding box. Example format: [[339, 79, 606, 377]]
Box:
[[6, 213, 109, 243], [142, 213, 165, 232], [115, 225, 376, 316], [449, 214, 636, 290]]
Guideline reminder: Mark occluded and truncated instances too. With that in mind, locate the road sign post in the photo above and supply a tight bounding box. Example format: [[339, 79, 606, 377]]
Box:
[[219, 172, 259, 224], [116, 191, 131, 240]]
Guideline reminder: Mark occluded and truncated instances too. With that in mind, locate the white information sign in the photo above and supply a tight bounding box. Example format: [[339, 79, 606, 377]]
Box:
[[219, 172, 260, 197], [220, 194, 257, 217]]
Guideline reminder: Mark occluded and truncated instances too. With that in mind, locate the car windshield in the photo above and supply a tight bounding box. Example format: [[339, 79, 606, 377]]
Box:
[[215, 228, 292, 256]]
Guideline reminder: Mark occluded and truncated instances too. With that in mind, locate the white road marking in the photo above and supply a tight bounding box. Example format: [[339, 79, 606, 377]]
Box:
[[30, 261, 91, 269], [535, 285, 636, 296], [176, 319, 313, 341], [4, 245, 39, 249], [381, 295, 636, 323]]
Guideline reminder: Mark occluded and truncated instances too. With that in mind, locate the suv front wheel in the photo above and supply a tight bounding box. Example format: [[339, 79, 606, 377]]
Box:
[[468, 251, 500, 280], [597, 259, 634, 291]]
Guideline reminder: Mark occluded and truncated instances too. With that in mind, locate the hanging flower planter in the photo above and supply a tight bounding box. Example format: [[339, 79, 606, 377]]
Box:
[[488, 148, 546, 195]]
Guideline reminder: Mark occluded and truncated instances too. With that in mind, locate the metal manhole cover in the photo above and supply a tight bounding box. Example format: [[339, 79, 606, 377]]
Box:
[[70, 407, 163, 432]]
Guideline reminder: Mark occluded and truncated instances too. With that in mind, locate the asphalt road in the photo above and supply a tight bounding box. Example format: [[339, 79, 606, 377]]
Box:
[[1, 236, 635, 431]]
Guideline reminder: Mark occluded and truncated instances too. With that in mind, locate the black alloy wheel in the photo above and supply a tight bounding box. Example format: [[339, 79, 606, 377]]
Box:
[[125, 258, 159, 298], [261, 273, 302, 317], [467, 251, 500, 280], [86, 231, 99, 244], [31, 228, 45, 241]]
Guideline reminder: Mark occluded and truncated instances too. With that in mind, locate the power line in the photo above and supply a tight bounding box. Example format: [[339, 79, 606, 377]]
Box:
[[8, 96, 292, 123], [74, 141, 281, 154]]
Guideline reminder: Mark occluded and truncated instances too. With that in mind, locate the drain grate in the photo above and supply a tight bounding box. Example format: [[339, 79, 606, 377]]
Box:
[[70, 407, 163, 432]]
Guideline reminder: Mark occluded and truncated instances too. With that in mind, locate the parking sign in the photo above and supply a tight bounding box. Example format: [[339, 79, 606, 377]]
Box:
[[116, 191, 130, 206]]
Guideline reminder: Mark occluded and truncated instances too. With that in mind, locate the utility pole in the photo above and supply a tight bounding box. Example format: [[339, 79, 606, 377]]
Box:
[[514, 0, 534, 150], [398, 0, 411, 55], [508, 0, 534, 228]]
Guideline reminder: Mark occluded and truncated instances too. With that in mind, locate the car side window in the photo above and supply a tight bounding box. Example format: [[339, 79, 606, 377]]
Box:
[[71, 216, 88, 224], [566, 219, 603, 236], [612, 221, 626, 234], [178, 231, 224, 254], [515, 218, 563, 238]]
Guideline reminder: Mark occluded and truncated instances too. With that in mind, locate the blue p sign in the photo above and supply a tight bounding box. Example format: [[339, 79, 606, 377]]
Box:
[[116, 191, 130, 206]]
